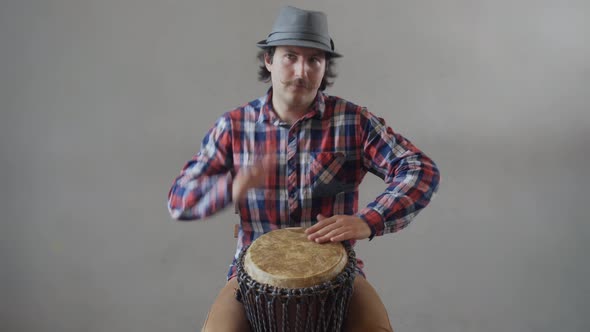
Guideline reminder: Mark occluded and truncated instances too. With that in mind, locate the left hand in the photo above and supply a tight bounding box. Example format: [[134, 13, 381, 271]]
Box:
[[305, 214, 371, 243]]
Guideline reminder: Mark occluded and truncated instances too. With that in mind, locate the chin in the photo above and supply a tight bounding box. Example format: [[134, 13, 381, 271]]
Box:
[[290, 96, 312, 107], [295, 90, 315, 100]]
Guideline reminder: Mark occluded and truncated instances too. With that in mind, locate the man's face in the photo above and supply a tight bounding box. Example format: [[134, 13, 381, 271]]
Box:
[[265, 46, 326, 110]]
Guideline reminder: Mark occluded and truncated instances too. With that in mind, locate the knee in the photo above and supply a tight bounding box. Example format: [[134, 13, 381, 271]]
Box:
[[201, 279, 251, 332], [346, 276, 394, 332]]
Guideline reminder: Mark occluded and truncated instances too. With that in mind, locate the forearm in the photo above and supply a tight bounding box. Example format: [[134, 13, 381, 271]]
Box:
[[167, 115, 235, 220], [359, 152, 440, 237], [168, 171, 233, 220], [358, 108, 441, 237]]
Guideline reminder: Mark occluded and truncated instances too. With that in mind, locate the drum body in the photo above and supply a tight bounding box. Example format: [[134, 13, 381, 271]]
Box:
[[236, 228, 357, 332]]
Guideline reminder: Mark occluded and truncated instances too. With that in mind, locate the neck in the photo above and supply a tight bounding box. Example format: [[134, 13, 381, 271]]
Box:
[[271, 94, 317, 125], [272, 102, 308, 125]]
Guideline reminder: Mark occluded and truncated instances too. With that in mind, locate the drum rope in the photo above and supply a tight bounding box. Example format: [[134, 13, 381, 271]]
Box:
[[236, 241, 357, 332]]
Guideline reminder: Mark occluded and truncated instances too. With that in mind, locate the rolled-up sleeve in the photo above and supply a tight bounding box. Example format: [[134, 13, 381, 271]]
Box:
[[167, 115, 234, 220], [356, 108, 440, 238]]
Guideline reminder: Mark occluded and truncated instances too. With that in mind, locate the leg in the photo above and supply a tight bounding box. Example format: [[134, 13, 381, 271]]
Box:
[[201, 278, 251, 332], [344, 276, 394, 332]]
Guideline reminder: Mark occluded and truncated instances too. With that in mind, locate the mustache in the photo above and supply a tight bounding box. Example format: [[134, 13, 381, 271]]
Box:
[[280, 78, 311, 89]]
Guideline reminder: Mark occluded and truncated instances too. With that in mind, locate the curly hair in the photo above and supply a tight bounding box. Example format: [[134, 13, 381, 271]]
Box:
[[257, 47, 337, 91]]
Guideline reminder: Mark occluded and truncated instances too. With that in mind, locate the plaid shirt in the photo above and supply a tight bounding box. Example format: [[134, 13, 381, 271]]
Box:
[[168, 89, 440, 279]]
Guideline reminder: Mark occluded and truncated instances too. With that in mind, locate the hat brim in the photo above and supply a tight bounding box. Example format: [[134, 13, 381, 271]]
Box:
[[256, 39, 342, 58]]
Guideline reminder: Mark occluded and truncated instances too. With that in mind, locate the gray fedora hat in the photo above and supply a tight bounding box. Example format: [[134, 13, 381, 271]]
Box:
[[257, 6, 342, 57]]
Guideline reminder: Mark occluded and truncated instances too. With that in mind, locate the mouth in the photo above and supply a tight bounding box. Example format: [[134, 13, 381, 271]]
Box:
[[290, 83, 309, 90], [288, 79, 309, 89]]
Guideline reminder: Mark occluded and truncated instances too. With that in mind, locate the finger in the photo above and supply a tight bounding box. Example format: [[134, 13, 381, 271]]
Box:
[[307, 220, 341, 241], [305, 214, 330, 234], [307, 215, 339, 238], [314, 227, 351, 243], [329, 230, 355, 242]]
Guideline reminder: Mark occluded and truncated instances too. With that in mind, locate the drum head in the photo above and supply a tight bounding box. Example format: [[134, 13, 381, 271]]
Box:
[[244, 227, 348, 288]]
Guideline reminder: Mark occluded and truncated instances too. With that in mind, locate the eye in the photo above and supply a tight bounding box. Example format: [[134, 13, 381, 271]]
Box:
[[309, 57, 323, 66], [285, 53, 297, 61]]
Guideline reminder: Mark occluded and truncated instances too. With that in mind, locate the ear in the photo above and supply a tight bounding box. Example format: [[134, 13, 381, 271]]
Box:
[[264, 52, 273, 71]]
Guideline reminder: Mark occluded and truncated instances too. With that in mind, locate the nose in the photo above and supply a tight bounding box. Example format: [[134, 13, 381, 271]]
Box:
[[294, 59, 307, 78]]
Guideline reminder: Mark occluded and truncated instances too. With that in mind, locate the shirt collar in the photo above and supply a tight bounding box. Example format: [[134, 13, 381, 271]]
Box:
[[257, 88, 326, 125]]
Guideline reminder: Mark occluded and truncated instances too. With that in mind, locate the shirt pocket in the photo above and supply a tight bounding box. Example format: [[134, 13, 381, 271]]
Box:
[[309, 152, 356, 197]]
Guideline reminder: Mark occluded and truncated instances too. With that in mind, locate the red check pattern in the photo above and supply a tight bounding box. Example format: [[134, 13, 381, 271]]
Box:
[[168, 89, 440, 279]]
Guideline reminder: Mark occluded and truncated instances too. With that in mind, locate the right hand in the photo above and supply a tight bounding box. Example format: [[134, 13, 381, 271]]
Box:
[[232, 156, 274, 202]]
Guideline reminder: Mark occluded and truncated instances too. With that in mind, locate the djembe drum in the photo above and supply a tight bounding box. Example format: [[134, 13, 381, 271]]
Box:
[[236, 227, 357, 332]]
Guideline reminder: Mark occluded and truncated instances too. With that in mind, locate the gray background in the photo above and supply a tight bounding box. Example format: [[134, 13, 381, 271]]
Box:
[[1, 0, 589, 331]]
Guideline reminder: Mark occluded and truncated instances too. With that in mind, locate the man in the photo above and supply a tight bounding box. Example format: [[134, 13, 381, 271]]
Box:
[[168, 6, 440, 332]]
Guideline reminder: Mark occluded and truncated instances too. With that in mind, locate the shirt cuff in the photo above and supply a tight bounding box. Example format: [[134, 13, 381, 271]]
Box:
[[357, 208, 385, 241]]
